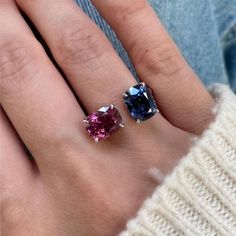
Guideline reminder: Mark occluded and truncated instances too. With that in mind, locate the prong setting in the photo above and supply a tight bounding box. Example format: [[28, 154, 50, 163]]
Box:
[[119, 123, 125, 128], [83, 118, 89, 124]]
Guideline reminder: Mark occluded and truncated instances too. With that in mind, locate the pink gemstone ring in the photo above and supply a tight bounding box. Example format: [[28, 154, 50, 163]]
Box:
[[83, 105, 124, 142]]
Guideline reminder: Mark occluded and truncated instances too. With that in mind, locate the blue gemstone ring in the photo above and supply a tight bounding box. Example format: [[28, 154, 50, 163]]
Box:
[[123, 82, 159, 123]]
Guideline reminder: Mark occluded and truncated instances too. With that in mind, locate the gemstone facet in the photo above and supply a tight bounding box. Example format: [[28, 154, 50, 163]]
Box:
[[84, 105, 124, 142], [123, 83, 158, 122]]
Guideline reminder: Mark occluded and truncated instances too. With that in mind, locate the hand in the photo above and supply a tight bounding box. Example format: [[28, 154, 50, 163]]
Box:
[[0, 1, 214, 235]]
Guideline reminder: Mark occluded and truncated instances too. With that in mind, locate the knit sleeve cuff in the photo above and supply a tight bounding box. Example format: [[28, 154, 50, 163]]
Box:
[[120, 84, 236, 236]]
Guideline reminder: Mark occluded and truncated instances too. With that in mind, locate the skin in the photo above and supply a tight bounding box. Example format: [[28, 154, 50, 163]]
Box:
[[0, 0, 215, 235]]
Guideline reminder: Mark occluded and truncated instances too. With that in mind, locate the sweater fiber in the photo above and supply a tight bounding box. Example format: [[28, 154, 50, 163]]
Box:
[[121, 85, 236, 236]]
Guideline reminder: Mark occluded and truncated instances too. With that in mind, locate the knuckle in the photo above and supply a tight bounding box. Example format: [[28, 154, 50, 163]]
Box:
[[1, 196, 21, 231], [38, 125, 85, 159], [1, 181, 29, 234], [134, 40, 185, 79], [114, 1, 148, 24], [56, 24, 107, 67], [0, 39, 37, 95]]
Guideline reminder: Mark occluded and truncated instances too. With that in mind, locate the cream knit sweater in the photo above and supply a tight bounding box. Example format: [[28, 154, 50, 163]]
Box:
[[121, 85, 236, 236]]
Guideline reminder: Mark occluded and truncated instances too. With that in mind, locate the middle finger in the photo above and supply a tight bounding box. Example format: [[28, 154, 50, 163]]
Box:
[[16, 0, 136, 115]]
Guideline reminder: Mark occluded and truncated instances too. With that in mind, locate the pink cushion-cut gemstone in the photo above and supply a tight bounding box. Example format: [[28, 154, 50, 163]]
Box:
[[84, 105, 124, 142]]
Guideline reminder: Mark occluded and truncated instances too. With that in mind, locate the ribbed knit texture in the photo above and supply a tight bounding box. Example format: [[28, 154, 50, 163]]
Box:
[[121, 85, 236, 236]]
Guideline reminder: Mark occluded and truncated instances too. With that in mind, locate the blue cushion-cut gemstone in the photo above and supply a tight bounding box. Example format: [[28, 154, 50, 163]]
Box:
[[123, 83, 158, 122]]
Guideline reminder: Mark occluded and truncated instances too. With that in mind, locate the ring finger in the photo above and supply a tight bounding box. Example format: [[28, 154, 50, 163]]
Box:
[[15, 0, 172, 139]]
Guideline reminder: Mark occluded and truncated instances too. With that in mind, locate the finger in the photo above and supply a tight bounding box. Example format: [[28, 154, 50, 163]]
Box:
[[0, 108, 35, 221], [15, 0, 166, 131], [15, 0, 135, 115], [92, 0, 215, 134], [0, 1, 85, 171]]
